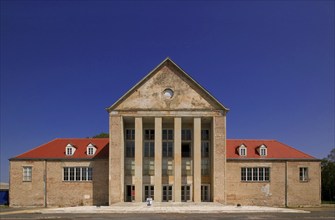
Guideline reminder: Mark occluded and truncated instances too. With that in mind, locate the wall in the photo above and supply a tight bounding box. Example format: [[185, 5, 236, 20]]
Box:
[[9, 159, 108, 207], [225, 160, 320, 207]]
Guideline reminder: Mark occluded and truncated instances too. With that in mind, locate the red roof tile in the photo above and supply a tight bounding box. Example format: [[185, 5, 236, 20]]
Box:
[[13, 138, 109, 160], [227, 139, 315, 159], [12, 138, 315, 160]]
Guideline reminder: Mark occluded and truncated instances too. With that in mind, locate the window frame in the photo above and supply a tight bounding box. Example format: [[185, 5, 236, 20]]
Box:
[[241, 167, 270, 182], [63, 167, 93, 182], [299, 167, 309, 182], [22, 166, 32, 182]]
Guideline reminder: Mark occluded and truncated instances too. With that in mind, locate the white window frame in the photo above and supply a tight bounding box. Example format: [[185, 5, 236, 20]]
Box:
[[23, 166, 32, 182], [299, 167, 309, 182], [63, 167, 92, 181], [86, 143, 96, 156], [238, 144, 247, 156], [258, 144, 267, 156], [241, 167, 270, 182], [65, 144, 76, 156]]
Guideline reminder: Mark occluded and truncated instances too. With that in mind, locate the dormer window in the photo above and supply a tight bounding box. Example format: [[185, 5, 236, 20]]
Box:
[[258, 144, 267, 156], [87, 143, 97, 156], [238, 144, 247, 156], [65, 144, 76, 156]]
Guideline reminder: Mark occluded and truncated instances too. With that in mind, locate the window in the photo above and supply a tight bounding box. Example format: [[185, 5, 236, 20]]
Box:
[[238, 144, 247, 156], [144, 142, 155, 157], [201, 158, 210, 176], [182, 129, 191, 141], [87, 143, 96, 156], [23, 167, 32, 182], [182, 159, 192, 176], [162, 185, 173, 201], [144, 129, 155, 140], [182, 143, 191, 158], [241, 167, 270, 182], [162, 159, 174, 176], [258, 145, 267, 156], [125, 129, 135, 140], [65, 144, 76, 156], [201, 130, 209, 140], [125, 159, 135, 176], [144, 185, 154, 200], [63, 167, 92, 181], [162, 129, 173, 140], [299, 167, 309, 182], [125, 129, 135, 158], [143, 159, 155, 176], [181, 185, 191, 202]]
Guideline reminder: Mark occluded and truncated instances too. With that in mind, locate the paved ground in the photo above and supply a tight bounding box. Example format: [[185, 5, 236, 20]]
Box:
[[0, 204, 334, 220]]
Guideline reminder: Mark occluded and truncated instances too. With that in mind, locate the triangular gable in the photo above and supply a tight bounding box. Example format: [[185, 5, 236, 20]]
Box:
[[107, 58, 229, 112]]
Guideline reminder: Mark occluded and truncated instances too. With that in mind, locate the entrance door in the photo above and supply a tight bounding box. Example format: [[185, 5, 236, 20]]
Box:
[[125, 185, 135, 202], [201, 185, 210, 202], [181, 185, 191, 202], [144, 185, 154, 201]]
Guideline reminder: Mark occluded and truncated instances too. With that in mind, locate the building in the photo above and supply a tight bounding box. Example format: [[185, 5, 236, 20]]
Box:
[[0, 182, 9, 205], [9, 58, 321, 207]]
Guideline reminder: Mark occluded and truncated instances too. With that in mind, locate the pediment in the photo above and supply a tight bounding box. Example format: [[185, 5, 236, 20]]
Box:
[[108, 58, 228, 112]]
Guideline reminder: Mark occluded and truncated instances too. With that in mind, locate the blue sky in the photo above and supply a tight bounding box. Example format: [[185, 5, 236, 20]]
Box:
[[0, 0, 334, 182]]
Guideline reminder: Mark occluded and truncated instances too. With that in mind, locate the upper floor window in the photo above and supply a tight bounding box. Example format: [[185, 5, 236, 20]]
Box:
[[23, 166, 32, 182], [258, 144, 267, 156], [182, 129, 191, 141], [299, 167, 309, 182], [238, 144, 247, 156], [145, 129, 155, 140], [125, 129, 135, 140], [163, 129, 173, 140], [86, 143, 96, 156], [201, 130, 210, 140], [65, 144, 76, 156]]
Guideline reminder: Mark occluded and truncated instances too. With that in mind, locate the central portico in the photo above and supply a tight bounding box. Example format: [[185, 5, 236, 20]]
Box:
[[107, 58, 228, 204]]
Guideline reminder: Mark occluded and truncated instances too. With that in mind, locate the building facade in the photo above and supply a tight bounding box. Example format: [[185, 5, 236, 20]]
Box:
[[9, 58, 321, 207]]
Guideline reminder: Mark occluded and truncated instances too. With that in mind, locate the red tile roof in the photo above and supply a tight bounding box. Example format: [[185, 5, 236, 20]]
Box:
[[12, 138, 315, 160], [227, 139, 315, 159], [13, 138, 109, 160]]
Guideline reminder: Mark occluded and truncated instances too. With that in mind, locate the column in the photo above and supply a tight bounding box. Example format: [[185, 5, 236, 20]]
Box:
[[109, 115, 123, 204], [212, 115, 226, 203], [135, 117, 143, 202], [193, 117, 201, 202], [174, 117, 182, 202], [154, 117, 162, 202]]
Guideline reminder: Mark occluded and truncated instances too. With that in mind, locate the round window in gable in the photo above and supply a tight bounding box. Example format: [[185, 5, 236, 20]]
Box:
[[163, 88, 174, 99]]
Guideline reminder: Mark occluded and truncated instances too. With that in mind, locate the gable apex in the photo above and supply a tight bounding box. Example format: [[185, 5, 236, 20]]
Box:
[[107, 57, 229, 112]]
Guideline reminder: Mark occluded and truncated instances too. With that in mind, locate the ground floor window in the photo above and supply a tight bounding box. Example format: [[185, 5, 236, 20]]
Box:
[[299, 167, 309, 182], [201, 184, 210, 202], [181, 185, 191, 202], [125, 185, 135, 202], [63, 167, 92, 181], [162, 185, 173, 202], [144, 185, 154, 201], [241, 167, 270, 182]]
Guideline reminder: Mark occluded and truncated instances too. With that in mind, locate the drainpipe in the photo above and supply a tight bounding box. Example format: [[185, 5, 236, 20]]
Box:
[[285, 161, 288, 207], [44, 160, 47, 207]]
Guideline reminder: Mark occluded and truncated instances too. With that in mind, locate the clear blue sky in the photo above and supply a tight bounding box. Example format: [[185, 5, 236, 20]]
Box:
[[1, 0, 334, 182]]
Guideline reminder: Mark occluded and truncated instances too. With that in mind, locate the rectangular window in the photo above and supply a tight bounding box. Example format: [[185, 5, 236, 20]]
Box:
[[144, 142, 155, 157], [241, 167, 270, 182], [201, 158, 210, 176], [299, 167, 309, 182], [125, 129, 135, 158], [201, 130, 209, 140], [144, 185, 154, 200], [162, 129, 173, 140], [162, 142, 173, 157], [143, 159, 155, 176], [144, 129, 155, 140], [182, 159, 192, 176], [162, 185, 173, 202], [182, 129, 191, 141], [181, 185, 191, 202], [125, 129, 135, 140], [162, 159, 174, 176], [63, 167, 93, 181], [201, 142, 209, 158], [125, 159, 135, 176], [23, 167, 32, 182]]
